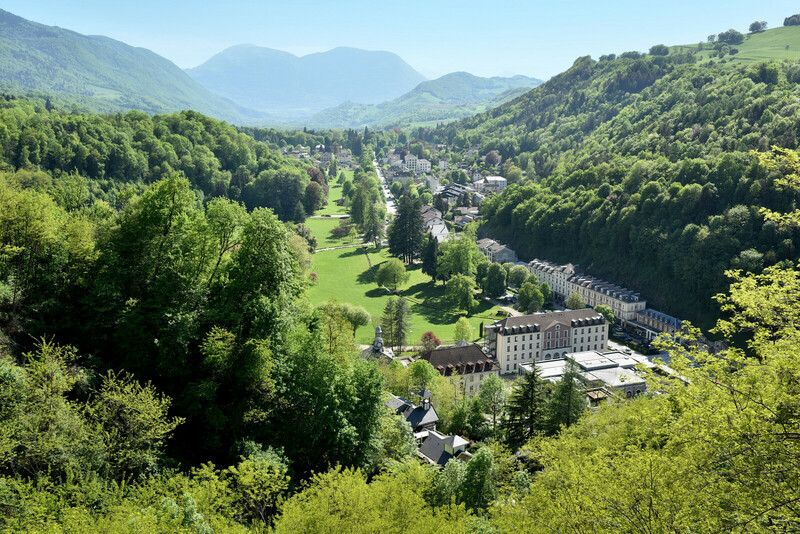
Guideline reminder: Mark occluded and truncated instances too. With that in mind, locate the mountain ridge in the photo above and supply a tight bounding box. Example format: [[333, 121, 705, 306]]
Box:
[[186, 44, 427, 120], [308, 71, 543, 128]]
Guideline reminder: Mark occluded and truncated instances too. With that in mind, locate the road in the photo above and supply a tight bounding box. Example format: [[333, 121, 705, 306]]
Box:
[[374, 159, 397, 216]]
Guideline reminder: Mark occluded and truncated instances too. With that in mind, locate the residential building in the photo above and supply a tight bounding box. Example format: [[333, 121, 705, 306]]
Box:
[[417, 430, 472, 466], [420, 205, 443, 226], [386, 392, 439, 433], [476, 238, 518, 264], [319, 152, 333, 164], [485, 309, 608, 374], [633, 308, 682, 341], [428, 222, 450, 244], [336, 149, 352, 164], [474, 176, 507, 194], [439, 159, 449, 171], [403, 154, 431, 174], [420, 342, 499, 397], [527, 259, 646, 323]]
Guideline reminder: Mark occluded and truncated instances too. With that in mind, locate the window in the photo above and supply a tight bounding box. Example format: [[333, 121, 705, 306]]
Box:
[[547, 332, 551, 340], [506, 364, 509, 371], [522, 335, 526, 341], [514, 345, 518, 351], [546, 341, 550, 349], [514, 336, 518, 342]]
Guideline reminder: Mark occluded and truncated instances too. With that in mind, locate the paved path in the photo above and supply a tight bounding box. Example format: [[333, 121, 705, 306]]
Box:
[[309, 214, 349, 219], [316, 243, 367, 252], [484, 296, 521, 317]]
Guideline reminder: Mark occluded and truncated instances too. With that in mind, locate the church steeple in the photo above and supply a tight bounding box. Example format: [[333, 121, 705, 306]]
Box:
[[373, 326, 384, 353]]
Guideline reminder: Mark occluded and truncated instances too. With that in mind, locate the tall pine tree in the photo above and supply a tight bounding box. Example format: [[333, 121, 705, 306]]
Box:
[[501, 366, 547, 449], [388, 194, 424, 264]]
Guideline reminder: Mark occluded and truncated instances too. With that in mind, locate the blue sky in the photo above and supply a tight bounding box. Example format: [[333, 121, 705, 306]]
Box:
[[2, 1, 799, 79]]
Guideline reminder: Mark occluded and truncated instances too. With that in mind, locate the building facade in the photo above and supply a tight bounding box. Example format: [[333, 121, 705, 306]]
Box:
[[485, 309, 608, 374], [476, 238, 518, 264], [528, 259, 647, 323], [421, 342, 499, 397]]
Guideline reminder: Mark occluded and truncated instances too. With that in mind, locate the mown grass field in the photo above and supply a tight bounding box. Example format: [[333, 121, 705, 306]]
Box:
[[315, 169, 354, 216], [307, 245, 507, 345], [304, 217, 361, 249]]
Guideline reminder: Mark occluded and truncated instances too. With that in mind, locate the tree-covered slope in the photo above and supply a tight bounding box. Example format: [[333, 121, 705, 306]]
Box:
[[309, 71, 541, 128], [0, 96, 320, 221], [186, 45, 427, 119], [432, 52, 800, 326], [0, 9, 263, 123]]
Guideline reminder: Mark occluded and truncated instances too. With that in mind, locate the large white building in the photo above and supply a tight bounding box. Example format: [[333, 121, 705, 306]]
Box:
[[528, 259, 646, 323], [403, 154, 431, 174], [484, 309, 608, 374]]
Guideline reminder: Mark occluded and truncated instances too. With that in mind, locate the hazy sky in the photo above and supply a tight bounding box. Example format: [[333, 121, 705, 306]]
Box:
[[2, 1, 799, 79]]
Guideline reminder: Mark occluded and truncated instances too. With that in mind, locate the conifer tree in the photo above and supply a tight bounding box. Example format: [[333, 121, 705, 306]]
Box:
[[501, 366, 547, 449]]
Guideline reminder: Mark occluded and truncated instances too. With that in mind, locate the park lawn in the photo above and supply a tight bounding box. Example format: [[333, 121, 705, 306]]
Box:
[[305, 217, 362, 249], [316, 184, 348, 216], [307, 245, 508, 345]]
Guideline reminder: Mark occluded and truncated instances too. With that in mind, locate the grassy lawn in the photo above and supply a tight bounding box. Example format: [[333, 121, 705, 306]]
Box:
[[316, 184, 348, 216], [305, 217, 362, 249], [308, 245, 508, 345]]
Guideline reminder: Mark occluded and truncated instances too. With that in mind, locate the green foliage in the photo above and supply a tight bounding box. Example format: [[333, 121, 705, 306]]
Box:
[[566, 290, 586, 310], [388, 194, 424, 264], [477, 374, 507, 435], [517, 282, 544, 313], [594, 304, 615, 324], [507, 265, 530, 287], [453, 317, 473, 342], [446, 274, 477, 315], [544, 360, 586, 434], [500, 368, 547, 449], [376, 257, 409, 291], [483, 263, 506, 299]]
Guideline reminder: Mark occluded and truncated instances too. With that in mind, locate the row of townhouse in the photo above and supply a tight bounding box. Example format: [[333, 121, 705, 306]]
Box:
[[527, 259, 646, 323]]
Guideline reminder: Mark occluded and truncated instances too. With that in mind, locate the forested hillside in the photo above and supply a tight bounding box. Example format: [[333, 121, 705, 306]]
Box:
[[0, 9, 262, 123], [309, 72, 542, 128], [0, 96, 335, 221], [431, 52, 800, 325]]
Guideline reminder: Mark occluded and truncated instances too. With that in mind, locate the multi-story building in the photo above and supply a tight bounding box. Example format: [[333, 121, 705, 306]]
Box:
[[474, 176, 507, 194], [633, 308, 682, 340], [527, 259, 646, 324], [476, 238, 518, 264], [485, 309, 608, 374], [403, 154, 431, 174], [527, 259, 578, 301], [569, 273, 646, 323], [420, 342, 499, 397]]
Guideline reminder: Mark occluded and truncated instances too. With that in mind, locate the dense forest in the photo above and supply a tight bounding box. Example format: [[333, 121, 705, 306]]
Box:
[[0, 96, 340, 221], [428, 53, 800, 325]]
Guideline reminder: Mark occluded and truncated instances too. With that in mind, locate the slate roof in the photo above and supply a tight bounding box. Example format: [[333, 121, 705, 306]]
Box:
[[385, 394, 439, 431], [421, 343, 498, 377], [486, 309, 605, 336], [418, 431, 471, 467]]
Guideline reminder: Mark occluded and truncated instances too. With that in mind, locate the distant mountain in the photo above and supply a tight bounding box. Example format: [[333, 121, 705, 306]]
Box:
[[308, 71, 543, 128], [185, 45, 427, 119], [0, 9, 262, 122]]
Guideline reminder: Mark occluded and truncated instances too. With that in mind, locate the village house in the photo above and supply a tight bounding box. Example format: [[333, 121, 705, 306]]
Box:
[[484, 309, 608, 374], [360, 326, 395, 362], [417, 430, 472, 466], [386, 391, 439, 433], [476, 238, 518, 264], [420, 341, 500, 397]]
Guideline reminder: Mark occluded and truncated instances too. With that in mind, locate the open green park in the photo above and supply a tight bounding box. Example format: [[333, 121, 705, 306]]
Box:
[[304, 216, 361, 249], [307, 243, 507, 345]]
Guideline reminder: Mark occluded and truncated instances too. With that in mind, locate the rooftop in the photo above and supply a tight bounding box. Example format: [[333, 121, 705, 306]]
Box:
[[421, 343, 498, 376], [486, 309, 605, 335]]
